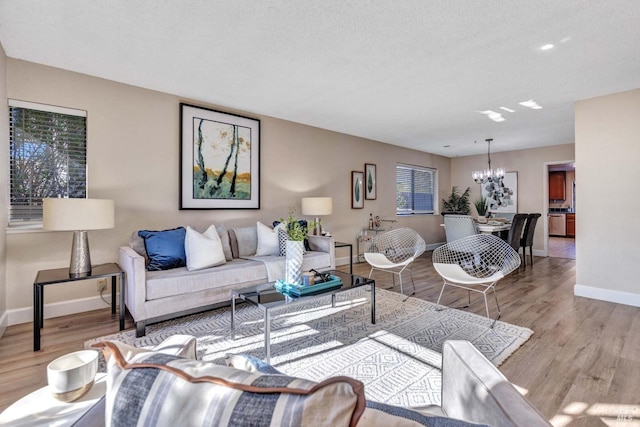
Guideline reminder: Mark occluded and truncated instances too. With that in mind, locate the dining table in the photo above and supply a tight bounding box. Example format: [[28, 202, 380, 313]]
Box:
[[476, 222, 511, 234]]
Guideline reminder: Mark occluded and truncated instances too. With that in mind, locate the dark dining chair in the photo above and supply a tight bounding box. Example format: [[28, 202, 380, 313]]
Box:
[[505, 214, 528, 256], [520, 213, 541, 268]]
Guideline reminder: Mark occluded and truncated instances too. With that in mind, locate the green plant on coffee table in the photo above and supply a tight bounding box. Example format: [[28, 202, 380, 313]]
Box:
[[473, 195, 488, 217], [280, 208, 309, 241]]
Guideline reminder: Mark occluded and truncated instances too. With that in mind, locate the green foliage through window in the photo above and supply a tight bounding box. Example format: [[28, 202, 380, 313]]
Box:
[[8, 101, 87, 224]]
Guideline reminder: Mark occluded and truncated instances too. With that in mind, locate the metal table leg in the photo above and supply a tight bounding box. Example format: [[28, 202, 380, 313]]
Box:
[[231, 292, 237, 340], [33, 284, 41, 351], [371, 282, 376, 324], [110, 276, 116, 315], [118, 272, 125, 330], [265, 308, 271, 363]]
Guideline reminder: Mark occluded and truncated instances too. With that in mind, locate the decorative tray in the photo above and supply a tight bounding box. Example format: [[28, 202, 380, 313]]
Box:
[[274, 275, 343, 297]]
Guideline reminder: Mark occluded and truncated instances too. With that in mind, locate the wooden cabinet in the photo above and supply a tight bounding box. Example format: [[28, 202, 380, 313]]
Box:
[[549, 171, 566, 200], [566, 213, 576, 237]]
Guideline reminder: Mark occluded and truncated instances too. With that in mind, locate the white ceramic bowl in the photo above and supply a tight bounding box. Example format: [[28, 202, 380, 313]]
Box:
[[47, 350, 99, 402]]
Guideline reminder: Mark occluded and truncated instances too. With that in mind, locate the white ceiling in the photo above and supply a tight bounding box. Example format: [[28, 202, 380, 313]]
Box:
[[1, 1, 640, 157]]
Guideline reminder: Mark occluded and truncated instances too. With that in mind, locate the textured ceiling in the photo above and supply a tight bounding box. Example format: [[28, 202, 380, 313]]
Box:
[[1, 1, 640, 157]]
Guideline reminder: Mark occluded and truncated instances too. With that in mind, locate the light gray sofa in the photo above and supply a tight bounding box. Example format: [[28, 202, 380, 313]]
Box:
[[119, 225, 335, 337], [81, 338, 550, 426]]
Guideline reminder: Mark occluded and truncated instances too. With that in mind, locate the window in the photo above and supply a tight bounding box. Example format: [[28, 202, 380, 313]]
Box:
[[8, 100, 87, 225], [396, 163, 436, 215]]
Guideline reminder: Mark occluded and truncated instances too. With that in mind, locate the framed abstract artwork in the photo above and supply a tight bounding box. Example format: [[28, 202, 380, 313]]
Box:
[[481, 171, 518, 214], [352, 171, 364, 209], [180, 103, 260, 209], [365, 163, 377, 200]]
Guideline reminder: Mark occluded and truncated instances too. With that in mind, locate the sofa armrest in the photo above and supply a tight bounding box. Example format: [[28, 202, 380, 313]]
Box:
[[307, 235, 336, 269], [441, 340, 550, 427], [118, 246, 148, 327]]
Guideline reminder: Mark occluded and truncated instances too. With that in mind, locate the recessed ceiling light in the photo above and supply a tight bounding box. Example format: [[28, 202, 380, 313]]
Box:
[[541, 44, 554, 50], [478, 110, 506, 122], [499, 107, 515, 113], [519, 100, 543, 110]]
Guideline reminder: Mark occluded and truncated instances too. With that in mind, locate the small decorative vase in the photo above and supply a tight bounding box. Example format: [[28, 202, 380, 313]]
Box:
[[285, 240, 304, 285]]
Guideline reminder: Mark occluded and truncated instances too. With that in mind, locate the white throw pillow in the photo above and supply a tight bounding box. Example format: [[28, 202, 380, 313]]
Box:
[[184, 225, 226, 271], [255, 222, 284, 256]]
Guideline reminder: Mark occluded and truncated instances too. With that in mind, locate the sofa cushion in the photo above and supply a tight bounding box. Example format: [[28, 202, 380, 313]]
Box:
[[145, 258, 268, 301], [216, 224, 233, 261], [256, 221, 285, 256], [129, 231, 147, 258], [96, 341, 366, 427], [277, 228, 287, 256], [138, 227, 187, 271], [225, 352, 287, 375], [184, 225, 226, 271], [225, 353, 489, 427], [229, 226, 259, 258]]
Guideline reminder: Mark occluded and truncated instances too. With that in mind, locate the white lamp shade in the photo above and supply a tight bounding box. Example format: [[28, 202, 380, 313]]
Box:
[[43, 198, 115, 231], [301, 197, 333, 216]]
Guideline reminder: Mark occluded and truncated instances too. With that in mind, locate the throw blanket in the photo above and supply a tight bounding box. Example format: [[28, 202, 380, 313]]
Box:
[[241, 255, 285, 281]]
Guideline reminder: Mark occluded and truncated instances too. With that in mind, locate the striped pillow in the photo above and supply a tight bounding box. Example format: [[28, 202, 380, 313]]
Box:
[[96, 341, 365, 427]]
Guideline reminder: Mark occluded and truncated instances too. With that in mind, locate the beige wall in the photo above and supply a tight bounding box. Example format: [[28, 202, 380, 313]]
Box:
[[0, 42, 8, 332], [4, 59, 451, 320], [450, 144, 575, 253], [575, 88, 640, 302]]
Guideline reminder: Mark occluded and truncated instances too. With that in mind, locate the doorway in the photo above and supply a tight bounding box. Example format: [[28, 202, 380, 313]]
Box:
[[545, 162, 576, 260]]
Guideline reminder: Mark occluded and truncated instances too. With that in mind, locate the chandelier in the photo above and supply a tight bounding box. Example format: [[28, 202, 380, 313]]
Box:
[[472, 138, 505, 185]]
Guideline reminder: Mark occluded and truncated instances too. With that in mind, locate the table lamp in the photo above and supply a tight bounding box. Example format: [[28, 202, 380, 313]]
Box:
[[43, 198, 115, 277], [301, 197, 333, 235]]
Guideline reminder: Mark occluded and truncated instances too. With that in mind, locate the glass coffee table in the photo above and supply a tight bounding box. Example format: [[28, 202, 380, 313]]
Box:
[[231, 270, 375, 363]]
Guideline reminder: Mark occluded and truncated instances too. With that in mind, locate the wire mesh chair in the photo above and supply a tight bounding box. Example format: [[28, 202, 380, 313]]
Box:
[[364, 228, 426, 299], [432, 233, 521, 326], [443, 214, 477, 243]]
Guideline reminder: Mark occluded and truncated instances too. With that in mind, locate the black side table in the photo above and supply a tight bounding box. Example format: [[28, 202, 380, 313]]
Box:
[[33, 263, 125, 351], [334, 241, 353, 274]]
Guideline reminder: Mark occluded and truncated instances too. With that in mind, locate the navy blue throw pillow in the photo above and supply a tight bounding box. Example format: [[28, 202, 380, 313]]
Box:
[[138, 227, 187, 271]]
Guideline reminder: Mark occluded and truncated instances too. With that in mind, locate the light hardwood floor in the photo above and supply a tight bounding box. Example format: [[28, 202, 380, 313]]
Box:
[[1, 254, 639, 426], [549, 236, 576, 259]]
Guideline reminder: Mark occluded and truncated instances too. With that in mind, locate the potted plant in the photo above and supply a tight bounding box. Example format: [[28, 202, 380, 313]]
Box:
[[473, 195, 488, 222], [279, 208, 309, 285], [441, 186, 471, 215], [280, 208, 315, 242]]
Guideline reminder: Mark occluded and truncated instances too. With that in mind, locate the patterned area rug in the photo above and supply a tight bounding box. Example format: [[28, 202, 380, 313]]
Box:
[[87, 288, 532, 406]]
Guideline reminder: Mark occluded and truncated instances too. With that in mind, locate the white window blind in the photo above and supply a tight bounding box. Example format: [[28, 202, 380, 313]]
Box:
[[8, 100, 87, 224], [396, 163, 436, 215]]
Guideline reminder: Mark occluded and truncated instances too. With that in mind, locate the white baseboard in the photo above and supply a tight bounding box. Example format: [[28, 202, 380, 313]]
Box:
[[335, 255, 352, 267], [426, 242, 442, 251], [574, 284, 640, 308], [7, 294, 116, 326], [0, 310, 8, 339]]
